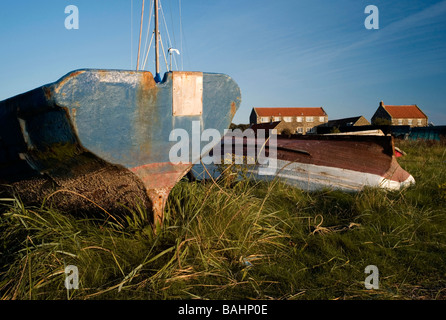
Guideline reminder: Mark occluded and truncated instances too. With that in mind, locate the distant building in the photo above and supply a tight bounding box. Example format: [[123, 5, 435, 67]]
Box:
[[371, 101, 428, 127], [250, 107, 328, 135], [320, 116, 370, 129]]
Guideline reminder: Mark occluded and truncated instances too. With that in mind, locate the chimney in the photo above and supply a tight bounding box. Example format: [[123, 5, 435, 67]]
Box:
[[380, 101, 384, 107]]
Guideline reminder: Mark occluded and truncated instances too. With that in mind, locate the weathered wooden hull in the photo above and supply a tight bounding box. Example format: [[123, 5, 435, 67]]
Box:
[[192, 134, 415, 192], [0, 69, 241, 223]]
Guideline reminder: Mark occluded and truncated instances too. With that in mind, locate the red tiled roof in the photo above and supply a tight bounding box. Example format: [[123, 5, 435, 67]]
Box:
[[254, 107, 326, 117], [383, 104, 427, 119]]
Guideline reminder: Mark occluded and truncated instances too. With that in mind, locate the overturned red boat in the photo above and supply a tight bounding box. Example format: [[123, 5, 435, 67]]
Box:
[[193, 129, 415, 192]]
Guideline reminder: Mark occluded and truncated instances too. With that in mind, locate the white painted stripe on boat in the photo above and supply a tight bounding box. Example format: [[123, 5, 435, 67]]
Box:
[[251, 159, 414, 191], [192, 158, 415, 192]]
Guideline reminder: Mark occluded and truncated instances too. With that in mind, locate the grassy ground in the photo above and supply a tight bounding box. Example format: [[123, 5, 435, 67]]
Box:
[[0, 140, 445, 300]]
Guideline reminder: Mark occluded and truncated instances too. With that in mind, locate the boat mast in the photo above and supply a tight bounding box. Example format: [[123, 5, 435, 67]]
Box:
[[154, 0, 161, 82]]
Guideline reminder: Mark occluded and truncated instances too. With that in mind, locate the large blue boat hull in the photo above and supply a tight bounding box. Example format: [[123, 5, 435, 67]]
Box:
[[0, 69, 241, 223]]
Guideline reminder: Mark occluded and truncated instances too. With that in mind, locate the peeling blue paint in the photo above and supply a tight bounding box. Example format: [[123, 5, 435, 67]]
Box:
[[0, 69, 241, 181]]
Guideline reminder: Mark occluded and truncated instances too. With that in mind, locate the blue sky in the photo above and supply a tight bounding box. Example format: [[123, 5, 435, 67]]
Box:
[[1, 0, 445, 124]]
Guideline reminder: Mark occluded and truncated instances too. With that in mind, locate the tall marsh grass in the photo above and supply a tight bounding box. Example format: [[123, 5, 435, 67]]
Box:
[[1, 140, 445, 300]]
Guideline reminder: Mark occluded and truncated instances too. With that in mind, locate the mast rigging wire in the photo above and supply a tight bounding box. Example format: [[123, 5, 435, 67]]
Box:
[[142, 32, 155, 71], [159, 34, 169, 71], [179, 0, 183, 70], [138, 0, 184, 73], [136, 0, 145, 70], [141, 0, 154, 70], [159, 1, 178, 70]]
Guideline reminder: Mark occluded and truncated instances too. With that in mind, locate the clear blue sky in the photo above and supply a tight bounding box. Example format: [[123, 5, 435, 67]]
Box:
[[1, 0, 445, 124]]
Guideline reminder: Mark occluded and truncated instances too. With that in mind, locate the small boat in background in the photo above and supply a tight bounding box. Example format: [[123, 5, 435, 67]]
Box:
[[192, 127, 415, 192], [0, 1, 240, 224]]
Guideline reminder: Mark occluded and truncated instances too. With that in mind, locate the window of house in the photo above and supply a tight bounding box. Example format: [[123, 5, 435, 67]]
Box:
[[260, 117, 270, 123], [296, 116, 303, 122], [417, 119, 422, 125], [296, 127, 303, 134], [319, 116, 325, 122], [408, 119, 413, 126], [398, 119, 403, 125], [306, 127, 315, 133], [283, 117, 292, 122], [306, 116, 314, 122], [273, 116, 281, 122]]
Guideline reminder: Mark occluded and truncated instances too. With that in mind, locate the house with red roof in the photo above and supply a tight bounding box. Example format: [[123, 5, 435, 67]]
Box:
[[371, 101, 428, 127], [250, 107, 328, 135]]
